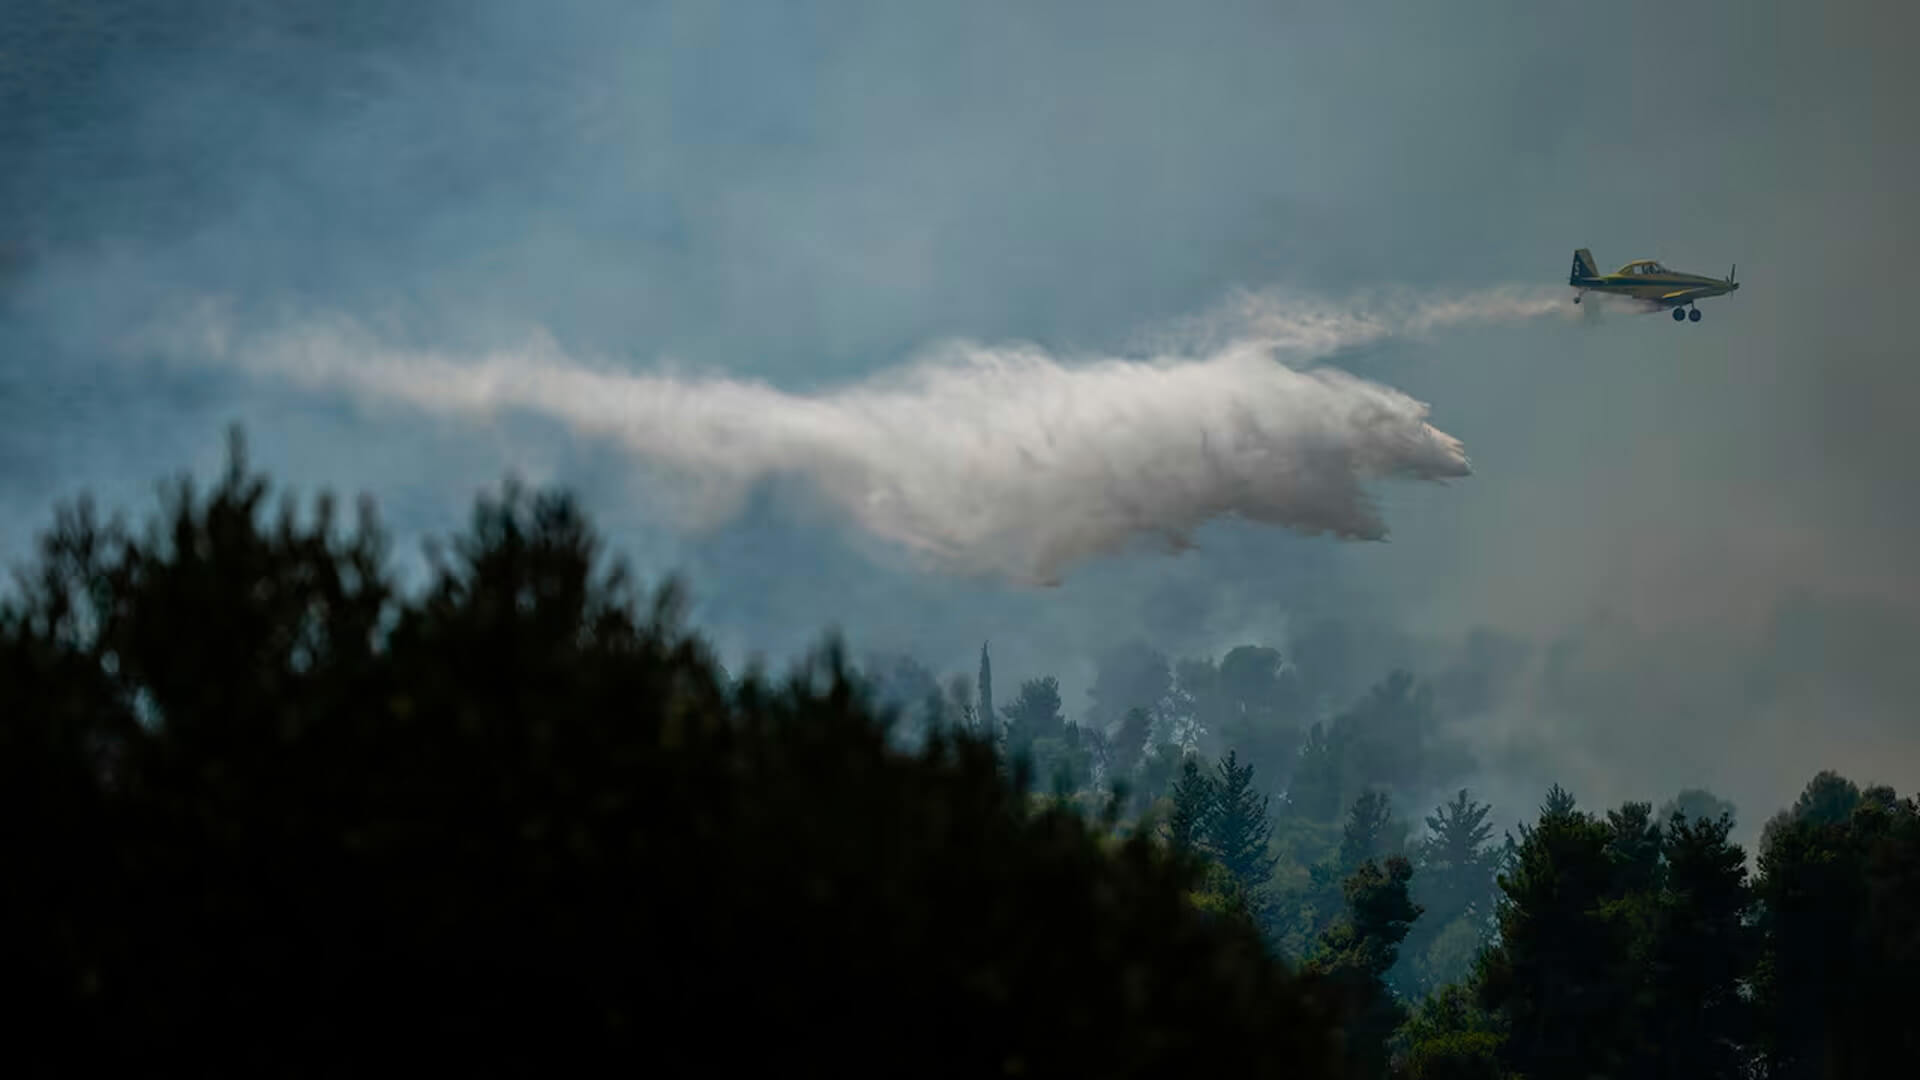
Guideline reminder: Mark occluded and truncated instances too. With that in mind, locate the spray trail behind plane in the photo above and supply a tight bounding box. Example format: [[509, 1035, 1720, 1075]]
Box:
[[167, 284, 1569, 585]]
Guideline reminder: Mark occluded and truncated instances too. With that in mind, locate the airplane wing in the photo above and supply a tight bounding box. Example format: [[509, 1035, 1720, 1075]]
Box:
[[1657, 286, 1717, 304]]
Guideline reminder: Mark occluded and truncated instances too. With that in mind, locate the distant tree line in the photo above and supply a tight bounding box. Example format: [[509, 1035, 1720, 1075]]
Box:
[[4, 431, 1916, 1076], [925, 642, 1920, 1077]]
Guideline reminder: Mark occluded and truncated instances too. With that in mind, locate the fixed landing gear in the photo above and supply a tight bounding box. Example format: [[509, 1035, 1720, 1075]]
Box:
[[1673, 305, 1702, 323]]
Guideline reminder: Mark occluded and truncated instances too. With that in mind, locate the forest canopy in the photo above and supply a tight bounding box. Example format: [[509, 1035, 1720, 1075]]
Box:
[[3, 432, 1915, 1077]]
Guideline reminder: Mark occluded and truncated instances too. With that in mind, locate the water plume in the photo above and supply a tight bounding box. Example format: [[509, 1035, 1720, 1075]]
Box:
[[161, 284, 1562, 584]]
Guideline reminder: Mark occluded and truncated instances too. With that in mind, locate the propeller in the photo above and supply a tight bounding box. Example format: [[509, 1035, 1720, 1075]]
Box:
[[1728, 264, 1737, 284]]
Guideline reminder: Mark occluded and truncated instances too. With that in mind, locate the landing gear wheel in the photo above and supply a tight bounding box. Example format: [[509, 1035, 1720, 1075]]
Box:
[[1688, 308, 1701, 322], [1673, 307, 1686, 322], [1573, 295, 1582, 304]]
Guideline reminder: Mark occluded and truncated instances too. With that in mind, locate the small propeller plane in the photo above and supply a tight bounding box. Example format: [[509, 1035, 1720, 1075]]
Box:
[[1568, 248, 1740, 322]]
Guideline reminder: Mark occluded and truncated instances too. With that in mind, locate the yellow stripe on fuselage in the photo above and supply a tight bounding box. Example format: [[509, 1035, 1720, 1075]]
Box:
[[1587, 274, 1726, 301]]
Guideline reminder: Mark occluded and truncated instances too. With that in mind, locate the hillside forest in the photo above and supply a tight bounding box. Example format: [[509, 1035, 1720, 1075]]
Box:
[[4, 434, 1915, 1076]]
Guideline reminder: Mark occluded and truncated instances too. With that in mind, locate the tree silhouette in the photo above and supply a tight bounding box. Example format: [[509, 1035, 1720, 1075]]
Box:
[[976, 640, 996, 744], [1166, 754, 1213, 856], [1210, 645, 1303, 786], [0, 432, 1349, 1075], [1755, 772, 1920, 1076], [1338, 789, 1400, 873], [1291, 721, 1342, 822], [1477, 786, 1630, 1078], [1398, 789, 1499, 996], [1647, 810, 1755, 1079], [1209, 750, 1280, 895], [1391, 983, 1507, 1079], [1308, 855, 1423, 1079], [1001, 675, 1064, 758], [1112, 706, 1154, 779]]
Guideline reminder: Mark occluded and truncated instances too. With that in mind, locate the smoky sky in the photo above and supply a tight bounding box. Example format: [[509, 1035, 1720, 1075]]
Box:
[[5, 0, 1917, 843]]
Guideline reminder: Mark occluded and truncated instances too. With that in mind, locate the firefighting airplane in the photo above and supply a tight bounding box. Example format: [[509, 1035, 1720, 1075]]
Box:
[[1568, 248, 1740, 322]]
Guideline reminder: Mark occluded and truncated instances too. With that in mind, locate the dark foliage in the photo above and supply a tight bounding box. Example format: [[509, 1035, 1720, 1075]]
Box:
[[1284, 671, 1470, 826], [1395, 789, 1500, 997], [0, 435, 1345, 1076], [1209, 750, 1281, 894], [1645, 810, 1755, 1078], [9, 435, 1920, 1078], [1476, 787, 1630, 1078], [1754, 773, 1920, 1077], [1391, 984, 1507, 1080], [1002, 674, 1065, 756], [1309, 855, 1423, 1079], [1291, 720, 1344, 822], [977, 639, 996, 743], [1166, 754, 1213, 857]]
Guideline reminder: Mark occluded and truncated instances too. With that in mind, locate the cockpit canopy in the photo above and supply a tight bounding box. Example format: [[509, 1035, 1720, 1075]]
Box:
[[1617, 259, 1668, 275]]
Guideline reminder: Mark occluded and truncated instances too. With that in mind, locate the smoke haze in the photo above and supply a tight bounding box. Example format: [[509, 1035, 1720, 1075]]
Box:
[[5, 0, 1919, 847]]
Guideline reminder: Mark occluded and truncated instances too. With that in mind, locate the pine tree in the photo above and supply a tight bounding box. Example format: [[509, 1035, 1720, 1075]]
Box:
[[944, 673, 976, 732], [1542, 782, 1577, 817], [1755, 773, 1920, 1076], [1338, 790, 1398, 873], [1602, 800, 1668, 1075], [1424, 789, 1497, 886], [1397, 789, 1499, 995], [977, 641, 996, 745], [1001, 676, 1064, 760], [1209, 750, 1279, 894], [0, 436, 1354, 1074], [1167, 755, 1213, 856], [1308, 855, 1423, 1079], [1134, 741, 1186, 818], [1421, 789, 1498, 932], [1605, 801, 1664, 896], [1312, 856, 1422, 982], [1392, 982, 1507, 1080], [1304, 790, 1404, 952], [1478, 786, 1630, 1079], [1648, 810, 1754, 1079], [1112, 706, 1153, 778], [1211, 645, 1303, 785], [1290, 721, 1342, 822]]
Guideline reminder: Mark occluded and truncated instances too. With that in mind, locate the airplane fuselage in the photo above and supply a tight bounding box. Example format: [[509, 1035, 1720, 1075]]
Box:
[[1572, 270, 1738, 304], [1568, 249, 1740, 322]]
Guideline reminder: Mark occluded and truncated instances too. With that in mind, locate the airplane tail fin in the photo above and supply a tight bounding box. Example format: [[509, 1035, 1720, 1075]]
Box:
[[1571, 248, 1600, 284]]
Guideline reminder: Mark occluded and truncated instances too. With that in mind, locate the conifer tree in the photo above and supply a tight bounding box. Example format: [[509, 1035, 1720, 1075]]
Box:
[[0, 434, 1352, 1075], [977, 640, 996, 744], [1290, 721, 1342, 822], [1308, 855, 1423, 1079], [1167, 755, 1213, 856], [1397, 789, 1499, 995], [1647, 810, 1754, 1078], [1338, 789, 1398, 873], [1209, 750, 1279, 894], [1477, 786, 1629, 1078]]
